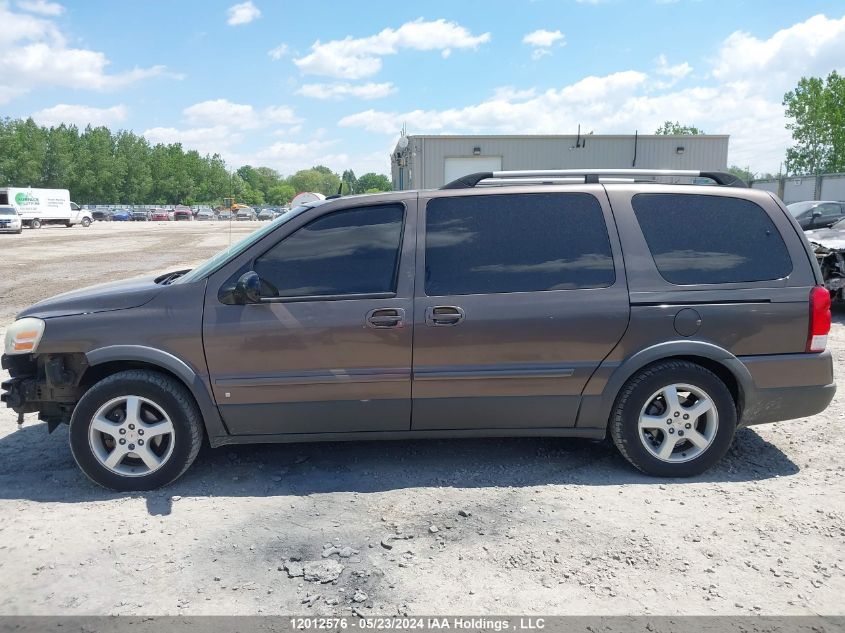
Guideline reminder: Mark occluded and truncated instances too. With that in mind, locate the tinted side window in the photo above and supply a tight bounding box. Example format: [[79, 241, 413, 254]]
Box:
[[632, 193, 792, 285], [254, 204, 404, 298], [425, 193, 615, 296], [818, 203, 843, 217]]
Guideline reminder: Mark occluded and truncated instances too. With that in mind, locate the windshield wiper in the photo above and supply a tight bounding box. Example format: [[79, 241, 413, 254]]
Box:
[[155, 269, 191, 285]]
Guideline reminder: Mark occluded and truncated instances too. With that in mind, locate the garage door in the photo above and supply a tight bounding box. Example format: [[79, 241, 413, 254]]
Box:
[[444, 156, 503, 185]]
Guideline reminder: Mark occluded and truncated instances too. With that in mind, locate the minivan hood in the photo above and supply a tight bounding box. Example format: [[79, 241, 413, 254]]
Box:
[[18, 275, 164, 319]]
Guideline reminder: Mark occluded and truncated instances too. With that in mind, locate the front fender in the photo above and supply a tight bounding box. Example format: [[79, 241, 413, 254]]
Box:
[[85, 345, 228, 438]]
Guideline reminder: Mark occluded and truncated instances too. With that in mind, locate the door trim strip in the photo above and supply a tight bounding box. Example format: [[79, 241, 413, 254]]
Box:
[[215, 368, 410, 388]]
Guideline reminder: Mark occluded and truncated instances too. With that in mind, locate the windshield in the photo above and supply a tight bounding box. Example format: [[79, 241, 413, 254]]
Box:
[[787, 201, 817, 217], [175, 203, 318, 284], [0, 207, 18, 216]]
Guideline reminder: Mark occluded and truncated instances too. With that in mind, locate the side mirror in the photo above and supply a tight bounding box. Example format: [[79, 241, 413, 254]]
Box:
[[812, 210, 823, 218], [235, 271, 262, 304]]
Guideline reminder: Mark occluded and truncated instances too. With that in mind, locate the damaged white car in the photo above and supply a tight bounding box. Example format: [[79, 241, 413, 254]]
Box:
[[806, 220, 845, 299]]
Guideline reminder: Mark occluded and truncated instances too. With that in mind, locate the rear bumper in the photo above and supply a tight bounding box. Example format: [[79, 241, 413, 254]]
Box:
[[739, 351, 836, 426]]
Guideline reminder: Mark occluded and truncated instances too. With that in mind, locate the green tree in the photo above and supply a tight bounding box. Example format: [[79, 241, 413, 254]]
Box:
[[341, 169, 358, 194], [287, 166, 341, 196], [727, 165, 754, 183], [783, 71, 845, 175], [356, 172, 391, 192], [266, 183, 296, 205], [655, 121, 705, 135]]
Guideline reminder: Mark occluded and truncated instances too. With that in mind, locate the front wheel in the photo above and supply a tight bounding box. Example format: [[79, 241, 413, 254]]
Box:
[[610, 360, 736, 477], [69, 370, 203, 491], [81, 217, 91, 227]]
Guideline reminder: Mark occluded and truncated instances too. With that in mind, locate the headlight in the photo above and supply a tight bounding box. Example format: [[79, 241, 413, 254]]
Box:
[[4, 318, 46, 355]]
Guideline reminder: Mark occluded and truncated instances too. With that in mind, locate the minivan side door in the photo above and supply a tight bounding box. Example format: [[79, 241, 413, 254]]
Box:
[[411, 188, 630, 430], [202, 197, 417, 436]]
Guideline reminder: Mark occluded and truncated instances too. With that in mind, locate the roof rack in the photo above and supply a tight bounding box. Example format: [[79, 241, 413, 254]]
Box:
[[440, 169, 747, 190]]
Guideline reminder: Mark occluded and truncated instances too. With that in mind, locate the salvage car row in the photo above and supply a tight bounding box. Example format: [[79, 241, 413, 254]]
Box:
[[89, 206, 286, 222]]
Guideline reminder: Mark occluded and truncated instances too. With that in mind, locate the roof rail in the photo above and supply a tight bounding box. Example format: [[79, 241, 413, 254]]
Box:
[[440, 169, 747, 190]]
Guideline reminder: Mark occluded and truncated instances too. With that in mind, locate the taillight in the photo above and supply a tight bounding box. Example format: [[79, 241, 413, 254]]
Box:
[[807, 286, 832, 352]]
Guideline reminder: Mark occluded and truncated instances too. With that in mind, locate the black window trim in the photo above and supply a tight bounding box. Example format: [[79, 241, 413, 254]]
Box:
[[422, 191, 617, 297], [247, 202, 408, 303], [631, 192, 794, 287]]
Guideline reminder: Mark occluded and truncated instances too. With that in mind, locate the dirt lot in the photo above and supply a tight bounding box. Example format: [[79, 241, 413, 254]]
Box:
[[0, 222, 843, 616]]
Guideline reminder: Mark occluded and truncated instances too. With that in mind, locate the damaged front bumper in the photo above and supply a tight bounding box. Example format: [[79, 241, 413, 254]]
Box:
[[1, 353, 85, 430]]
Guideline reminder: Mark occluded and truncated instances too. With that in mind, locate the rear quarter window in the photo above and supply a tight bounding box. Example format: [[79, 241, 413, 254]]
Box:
[[632, 193, 792, 285]]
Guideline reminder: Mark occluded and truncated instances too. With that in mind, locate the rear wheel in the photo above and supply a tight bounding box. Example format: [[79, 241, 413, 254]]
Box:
[[30, 218, 41, 229], [69, 370, 203, 490], [610, 360, 736, 477], [81, 217, 91, 227]]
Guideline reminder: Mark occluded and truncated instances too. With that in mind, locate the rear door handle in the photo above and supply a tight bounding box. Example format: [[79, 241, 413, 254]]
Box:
[[425, 305, 465, 326], [366, 307, 405, 328]]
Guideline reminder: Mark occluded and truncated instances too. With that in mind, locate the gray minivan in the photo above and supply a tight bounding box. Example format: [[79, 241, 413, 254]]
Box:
[[1, 169, 835, 490]]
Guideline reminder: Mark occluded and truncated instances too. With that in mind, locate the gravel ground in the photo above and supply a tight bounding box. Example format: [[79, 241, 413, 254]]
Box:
[[0, 222, 843, 616]]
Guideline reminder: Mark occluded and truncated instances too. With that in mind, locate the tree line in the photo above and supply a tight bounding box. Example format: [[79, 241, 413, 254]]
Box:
[[0, 117, 392, 205]]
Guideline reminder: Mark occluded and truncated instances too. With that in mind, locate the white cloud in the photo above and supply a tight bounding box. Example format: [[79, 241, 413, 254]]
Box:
[[297, 82, 396, 100], [652, 54, 692, 88], [183, 99, 300, 130], [712, 13, 845, 96], [655, 54, 691, 81], [143, 125, 241, 156], [268, 43, 289, 60], [226, 1, 260, 26], [339, 71, 648, 135], [523, 29, 564, 48], [294, 18, 491, 79], [523, 29, 565, 60], [0, 3, 169, 104], [250, 139, 348, 174], [16, 0, 64, 16], [32, 103, 127, 127]]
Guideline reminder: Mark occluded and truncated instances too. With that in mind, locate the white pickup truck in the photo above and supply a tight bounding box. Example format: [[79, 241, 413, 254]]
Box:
[[0, 188, 92, 229]]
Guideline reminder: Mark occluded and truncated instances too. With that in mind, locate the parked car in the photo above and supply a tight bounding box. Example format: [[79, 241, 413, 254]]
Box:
[[0, 205, 23, 234], [257, 208, 274, 221], [788, 200, 845, 230], [132, 209, 151, 221], [218, 210, 233, 221], [173, 207, 193, 221], [111, 209, 131, 221], [149, 209, 169, 221], [195, 210, 215, 221], [236, 208, 257, 221], [1, 168, 835, 490], [92, 210, 113, 222]]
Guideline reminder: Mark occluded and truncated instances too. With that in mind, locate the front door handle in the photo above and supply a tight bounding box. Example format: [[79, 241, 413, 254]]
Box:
[[366, 307, 405, 328], [425, 305, 465, 326]]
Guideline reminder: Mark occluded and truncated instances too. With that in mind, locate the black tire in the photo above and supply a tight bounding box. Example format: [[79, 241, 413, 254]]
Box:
[[69, 370, 203, 491], [609, 360, 736, 477], [81, 217, 91, 227], [30, 218, 41, 229], [66, 222, 73, 228], [15, 229, 22, 234]]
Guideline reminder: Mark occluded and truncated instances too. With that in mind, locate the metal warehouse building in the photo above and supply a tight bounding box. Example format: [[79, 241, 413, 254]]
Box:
[[391, 134, 729, 190]]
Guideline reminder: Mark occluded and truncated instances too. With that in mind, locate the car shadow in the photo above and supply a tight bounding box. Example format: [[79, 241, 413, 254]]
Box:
[[0, 420, 798, 516]]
